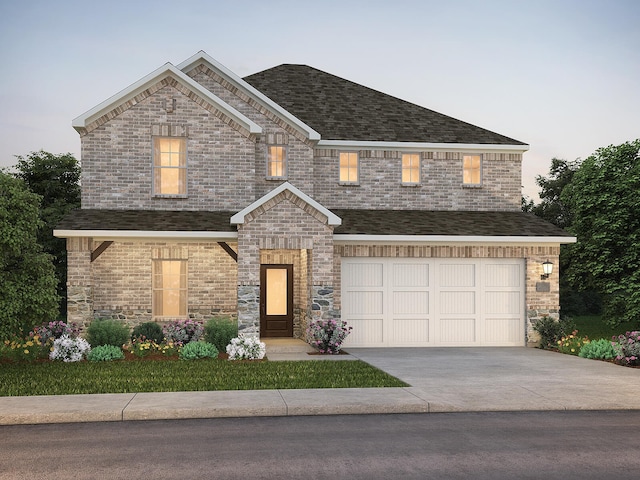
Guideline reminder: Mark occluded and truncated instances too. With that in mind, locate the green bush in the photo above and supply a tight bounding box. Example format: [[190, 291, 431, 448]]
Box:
[[86, 319, 130, 347], [131, 322, 164, 343], [87, 344, 124, 362], [533, 315, 576, 349], [178, 341, 219, 360], [204, 317, 237, 351], [578, 338, 617, 360]]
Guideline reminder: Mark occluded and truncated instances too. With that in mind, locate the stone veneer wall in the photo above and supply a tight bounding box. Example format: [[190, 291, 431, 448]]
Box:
[[334, 244, 561, 346]]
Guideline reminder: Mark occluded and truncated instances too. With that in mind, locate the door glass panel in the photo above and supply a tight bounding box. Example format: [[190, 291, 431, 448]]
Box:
[[266, 268, 288, 315]]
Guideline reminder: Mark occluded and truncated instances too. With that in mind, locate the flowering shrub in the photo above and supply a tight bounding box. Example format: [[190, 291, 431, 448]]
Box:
[[50, 335, 91, 362], [307, 319, 352, 354], [1, 335, 50, 362], [226, 336, 266, 360], [127, 337, 180, 358], [557, 330, 589, 355], [162, 319, 203, 345], [612, 331, 640, 366], [31, 321, 80, 343]]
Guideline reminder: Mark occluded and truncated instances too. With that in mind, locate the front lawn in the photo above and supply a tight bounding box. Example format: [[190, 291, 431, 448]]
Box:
[[0, 359, 408, 397]]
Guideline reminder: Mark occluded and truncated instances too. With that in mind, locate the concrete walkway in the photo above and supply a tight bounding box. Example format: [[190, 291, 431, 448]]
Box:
[[1, 347, 639, 425]]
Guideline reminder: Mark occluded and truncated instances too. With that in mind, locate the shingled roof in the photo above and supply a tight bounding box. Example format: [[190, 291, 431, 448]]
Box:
[[56, 209, 571, 239], [243, 65, 526, 145]]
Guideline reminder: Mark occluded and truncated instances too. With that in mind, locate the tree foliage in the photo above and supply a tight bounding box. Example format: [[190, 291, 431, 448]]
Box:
[[562, 140, 640, 326], [530, 158, 581, 229], [0, 172, 59, 338], [12, 151, 81, 311]]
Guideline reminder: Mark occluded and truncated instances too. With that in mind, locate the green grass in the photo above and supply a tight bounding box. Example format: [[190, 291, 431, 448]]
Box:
[[0, 359, 408, 397], [572, 315, 638, 340]]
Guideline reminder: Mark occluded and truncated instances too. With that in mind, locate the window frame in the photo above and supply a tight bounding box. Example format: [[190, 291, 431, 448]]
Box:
[[401, 153, 421, 185], [339, 151, 360, 185], [462, 154, 483, 187], [152, 259, 188, 318], [266, 144, 287, 180], [152, 136, 187, 197]]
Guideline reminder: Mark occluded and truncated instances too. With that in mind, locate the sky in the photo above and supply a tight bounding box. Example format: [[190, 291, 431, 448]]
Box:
[[0, 0, 638, 201]]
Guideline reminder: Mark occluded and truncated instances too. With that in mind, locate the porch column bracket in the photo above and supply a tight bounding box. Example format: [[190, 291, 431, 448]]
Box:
[[91, 241, 114, 262], [218, 242, 238, 262]]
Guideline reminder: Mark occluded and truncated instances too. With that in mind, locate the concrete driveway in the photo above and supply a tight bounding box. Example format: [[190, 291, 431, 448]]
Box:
[[349, 347, 640, 412]]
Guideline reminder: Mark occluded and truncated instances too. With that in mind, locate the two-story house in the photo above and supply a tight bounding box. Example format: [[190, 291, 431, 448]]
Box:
[[55, 51, 574, 347]]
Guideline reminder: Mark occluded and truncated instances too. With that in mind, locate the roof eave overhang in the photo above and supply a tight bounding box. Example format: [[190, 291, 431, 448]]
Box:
[[334, 234, 576, 245], [177, 51, 321, 141], [317, 140, 529, 153], [54, 230, 238, 242], [72, 63, 261, 135]]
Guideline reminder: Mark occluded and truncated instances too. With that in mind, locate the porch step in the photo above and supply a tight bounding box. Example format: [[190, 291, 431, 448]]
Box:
[[262, 338, 315, 354]]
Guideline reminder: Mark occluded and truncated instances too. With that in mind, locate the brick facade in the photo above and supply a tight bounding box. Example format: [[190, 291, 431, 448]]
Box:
[[64, 55, 563, 347]]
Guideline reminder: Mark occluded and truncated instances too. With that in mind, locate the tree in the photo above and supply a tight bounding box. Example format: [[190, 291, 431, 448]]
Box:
[[562, 140, 640, 326], [12, 151, 81, 312], [0, 172, 59, 338], [530, 158, 581, 229]]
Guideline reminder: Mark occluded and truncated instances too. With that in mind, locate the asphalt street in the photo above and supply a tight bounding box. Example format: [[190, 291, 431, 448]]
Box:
[[2, 411, 639, 480]]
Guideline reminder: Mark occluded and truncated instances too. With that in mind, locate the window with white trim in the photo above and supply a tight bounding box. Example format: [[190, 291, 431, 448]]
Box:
[[152, 259, 187, 317], [267, 145, 286, 178], [339, 152, 359, 183], [153, 137, 186, 195], [463, 154, 482, 185], [402, 153, 420, 184]]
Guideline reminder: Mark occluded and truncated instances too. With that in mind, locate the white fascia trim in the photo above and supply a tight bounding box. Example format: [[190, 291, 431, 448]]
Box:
[[231, 181, 341, 226], [317, 140, 530, 153], [54, 230, 238, 241], [334, 234, 576, 244], [72, 63, 261, 135], [177, 51, 321, 141]]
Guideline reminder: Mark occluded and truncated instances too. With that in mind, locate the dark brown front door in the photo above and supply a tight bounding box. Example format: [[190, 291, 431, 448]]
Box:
[[260, 264, 294, 337]]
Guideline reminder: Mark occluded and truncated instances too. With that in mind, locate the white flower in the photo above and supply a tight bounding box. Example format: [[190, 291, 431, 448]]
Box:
[[226, 335, 266, 360], [50, 335, 91, 362]]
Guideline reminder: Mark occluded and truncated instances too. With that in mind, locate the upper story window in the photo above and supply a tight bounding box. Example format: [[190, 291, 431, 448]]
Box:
[[402, 153, 420, 184], [153, 137, 186, 195], [152, 259, 187, 318], [339, 152, 359, 184], [267, 145, 287, 179], [463, 154, 482, 186]]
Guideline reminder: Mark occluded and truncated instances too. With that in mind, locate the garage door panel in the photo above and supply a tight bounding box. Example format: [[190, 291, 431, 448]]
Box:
[[485, 318, 521, 344], [485, 263, 521, 287], [392, 319, 429, 343], [343, 263, 383, 287], [392, 291, 429, 315], [344, 319, 384, 346], [485, 291, 521, 314], [392, 263, 429, 287], [341, 258, 524, 347], [440, 291, 475, 314], [343, 291, 383, 315], [440, 318, 476, 343], [440, 264, 475, 287]]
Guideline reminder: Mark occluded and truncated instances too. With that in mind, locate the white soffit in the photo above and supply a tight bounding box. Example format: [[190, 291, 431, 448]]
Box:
[[231, 181, 342, 226], [317, 140, 530, 154], [53, 230, 238, 241], [334, 234, 576, 244], [177, 51, 321, 141], [72, 63, 261, 135]]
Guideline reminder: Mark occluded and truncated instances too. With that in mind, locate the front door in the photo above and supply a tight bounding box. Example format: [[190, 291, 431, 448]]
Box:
[[260, 264, 294, 337]]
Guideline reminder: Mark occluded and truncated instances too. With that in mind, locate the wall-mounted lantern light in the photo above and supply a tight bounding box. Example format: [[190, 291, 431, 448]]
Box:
[[541, 260, 553, 280]]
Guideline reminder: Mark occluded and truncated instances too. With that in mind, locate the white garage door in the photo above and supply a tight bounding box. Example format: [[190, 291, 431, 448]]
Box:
[[341, 258, 525, 347]]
